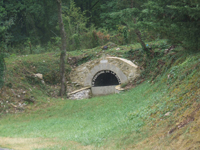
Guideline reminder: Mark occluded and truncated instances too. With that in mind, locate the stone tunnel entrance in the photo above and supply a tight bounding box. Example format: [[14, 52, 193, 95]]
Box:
[[91, 70, 122, 95], [92, 70, 121, 87], [69, 56, 140, 98]]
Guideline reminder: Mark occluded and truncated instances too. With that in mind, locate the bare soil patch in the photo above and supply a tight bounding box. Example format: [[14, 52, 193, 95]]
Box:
[[0, 137, 56, 150]]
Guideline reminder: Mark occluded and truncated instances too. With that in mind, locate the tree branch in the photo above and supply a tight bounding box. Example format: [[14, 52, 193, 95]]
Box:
[[90, 0, 100, 10]]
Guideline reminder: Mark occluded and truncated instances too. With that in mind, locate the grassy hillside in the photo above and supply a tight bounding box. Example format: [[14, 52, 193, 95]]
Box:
[[0, 41, 200, 149], [0, 40, 165, 114]]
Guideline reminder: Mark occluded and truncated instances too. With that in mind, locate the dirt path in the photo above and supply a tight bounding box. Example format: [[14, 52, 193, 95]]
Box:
[[0, 137, 96, 150], [0, 137, 55, 150]]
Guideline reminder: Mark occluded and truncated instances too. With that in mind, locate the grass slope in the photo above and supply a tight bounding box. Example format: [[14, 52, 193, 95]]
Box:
[[0, 41, 200, 149], [0, 82, 165, 149]]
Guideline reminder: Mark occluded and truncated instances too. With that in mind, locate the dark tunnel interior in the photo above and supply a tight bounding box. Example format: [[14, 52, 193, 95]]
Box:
[[93, 72, 120, 86]]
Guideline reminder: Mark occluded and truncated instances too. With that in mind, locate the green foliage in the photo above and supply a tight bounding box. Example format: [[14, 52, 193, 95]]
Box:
[[167, 55, 200, 84], [142, 0, 200, 51], [0, 2, 9, 87], [1, 0, 199, 55], [73, 0, 108, 27], [0, 53, 5, 89], [100, 1, 121, 30], [0, 4, 14, 51], [2, 0, 58, 51], [120, 82, 128, 88], [51, 0, 103, 50]]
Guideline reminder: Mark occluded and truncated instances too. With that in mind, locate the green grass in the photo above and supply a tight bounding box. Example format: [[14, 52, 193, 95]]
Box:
[[1, 40, 200, 149], [0, 82, 166, 149]]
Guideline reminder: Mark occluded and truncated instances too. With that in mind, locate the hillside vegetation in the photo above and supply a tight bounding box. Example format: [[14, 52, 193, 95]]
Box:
[[1, 0, 200, 149], [0, 41, 200, 149]]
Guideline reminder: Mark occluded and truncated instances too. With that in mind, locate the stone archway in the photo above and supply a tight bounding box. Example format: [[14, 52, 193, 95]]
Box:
[[84, 59, 128, 87], [92, 70, 121, 87], [69, 56, 140, 96], [90, 69, 122, 95]]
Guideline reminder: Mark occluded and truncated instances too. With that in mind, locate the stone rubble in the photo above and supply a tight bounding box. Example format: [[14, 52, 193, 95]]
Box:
[[68, 89, 91, 100]]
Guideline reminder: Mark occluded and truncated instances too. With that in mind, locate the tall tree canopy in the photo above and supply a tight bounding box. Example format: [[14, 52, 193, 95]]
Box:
[[142, 0, 200, 50], [2, 0, 59, 47], [0, 0, 199, 52]]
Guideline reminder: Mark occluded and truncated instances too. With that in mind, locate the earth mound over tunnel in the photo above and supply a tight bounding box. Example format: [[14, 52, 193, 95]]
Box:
[[69, 56, 140, 96]]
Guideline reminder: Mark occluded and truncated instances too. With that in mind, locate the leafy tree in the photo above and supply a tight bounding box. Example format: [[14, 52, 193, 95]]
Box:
[[142, 0, 200, 51], [2, 0, 59, 50], [99, 0, 150, 53], [0, 1, 14, 88], [74, 0, 107, 27], [0, 1, 14, 51], [99, 0, 121, 30], [99, 0, 147, 30], [62, 0, 88, 50], [0, 53, 5, 89]]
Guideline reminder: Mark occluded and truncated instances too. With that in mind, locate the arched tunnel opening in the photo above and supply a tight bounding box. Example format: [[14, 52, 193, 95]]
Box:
[[92, 70, 121, 87]]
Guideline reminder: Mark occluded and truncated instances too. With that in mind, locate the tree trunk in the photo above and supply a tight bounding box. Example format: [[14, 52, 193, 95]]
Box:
[[57, 0, 67, 97]]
